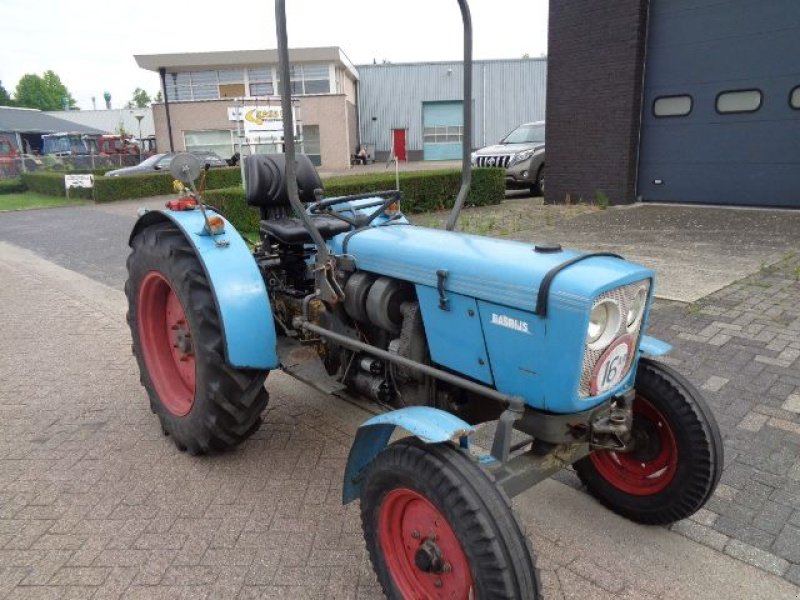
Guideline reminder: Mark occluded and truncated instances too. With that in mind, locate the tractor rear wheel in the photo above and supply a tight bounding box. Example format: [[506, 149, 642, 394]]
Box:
[[126, 221, 269, 454], [574, 359, 723, 525], [360, 437, 539, 599]]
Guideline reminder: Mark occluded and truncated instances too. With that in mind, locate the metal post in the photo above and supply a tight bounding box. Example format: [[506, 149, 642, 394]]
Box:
[[159, 68, 175, 152], [444, 0, 474, 231], [275, 0, 331, 261]]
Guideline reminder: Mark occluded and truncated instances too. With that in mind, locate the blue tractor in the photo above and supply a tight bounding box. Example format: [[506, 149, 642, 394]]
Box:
[[126, 1, 723, 597]]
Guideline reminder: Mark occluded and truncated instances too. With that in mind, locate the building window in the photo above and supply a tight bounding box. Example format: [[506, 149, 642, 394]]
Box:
[[184, 130, 234, 159], [302, 64, 331, 95], [716, 89, 762, 114], [302, 125, 321, 166], [423, 125, 463, 144], [277, 64, 331, 95], [790, 86, 800, 110], [218, 69, 245, 99], [653, 95, 692, 117], [248, 68, 274, 97]]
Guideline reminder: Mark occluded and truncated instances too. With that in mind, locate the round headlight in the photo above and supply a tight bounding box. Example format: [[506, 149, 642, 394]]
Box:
[[627, 287, 647, 331], [587, 299, 621, 349]]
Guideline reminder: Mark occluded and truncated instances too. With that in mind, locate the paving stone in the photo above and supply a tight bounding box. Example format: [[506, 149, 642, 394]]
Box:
[[782, 394, 800, 414], [773, 525, 800, 563], [738, 412, 768, 432], [671, 520, 728, 551], [724, 540, 789, 577], [702, 375, 729, 392]]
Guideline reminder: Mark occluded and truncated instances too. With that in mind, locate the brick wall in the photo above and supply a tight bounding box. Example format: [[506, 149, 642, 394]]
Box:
[[545, 0, 649, 205]]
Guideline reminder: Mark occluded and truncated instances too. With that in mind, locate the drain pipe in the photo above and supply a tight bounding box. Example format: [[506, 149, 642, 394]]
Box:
[[445, 0, 474, 231], [159, 68, 175, 152]]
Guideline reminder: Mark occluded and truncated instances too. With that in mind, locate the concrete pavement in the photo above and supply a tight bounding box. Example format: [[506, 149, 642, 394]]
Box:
[[1, 240, 799, 598]]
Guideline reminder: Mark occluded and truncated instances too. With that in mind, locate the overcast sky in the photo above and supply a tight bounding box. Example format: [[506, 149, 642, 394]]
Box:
[[1, 0, 548, 111]]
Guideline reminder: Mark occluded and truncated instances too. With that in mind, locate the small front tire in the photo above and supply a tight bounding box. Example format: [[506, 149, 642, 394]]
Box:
[[574, 359, 723, 525], [360, 438, 539, 599]]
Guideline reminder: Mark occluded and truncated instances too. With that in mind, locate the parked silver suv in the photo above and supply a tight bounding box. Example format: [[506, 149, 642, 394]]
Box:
[[471, 121, 545, 195]]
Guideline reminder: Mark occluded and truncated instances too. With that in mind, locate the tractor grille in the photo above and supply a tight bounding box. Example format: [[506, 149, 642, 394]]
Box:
[[475, 155, 512, 168], [579, 280, 651, 398]]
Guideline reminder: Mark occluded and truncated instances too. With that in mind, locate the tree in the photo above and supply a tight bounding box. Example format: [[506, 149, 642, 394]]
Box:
[[0, 81, 11, 106], [14, 71, 77, 110], [130, 87, 152, 108], [154, 90, 163, 103]]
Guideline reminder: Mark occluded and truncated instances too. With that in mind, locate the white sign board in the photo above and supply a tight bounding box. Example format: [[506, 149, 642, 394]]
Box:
[[228, 106, 295, 143], [64, 174, 94, 189]]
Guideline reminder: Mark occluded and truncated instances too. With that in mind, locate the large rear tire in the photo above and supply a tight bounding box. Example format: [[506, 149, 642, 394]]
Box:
[[574, 359, 723, 525], [126, 221, 269, 454], [360, 438, 539, 599]]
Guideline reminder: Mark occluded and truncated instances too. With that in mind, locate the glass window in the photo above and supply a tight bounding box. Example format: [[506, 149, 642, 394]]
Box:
[[791, 87, 800, 109], [423, 125, 463, 144], [302, 64, 331, 95], [716, 89, 762, 114], [217, 69, 243, 84], [248, 67, 274, 97], [653, 95, 692, 117], [302, 125, 321, 166], [184, 130, 234, 159]]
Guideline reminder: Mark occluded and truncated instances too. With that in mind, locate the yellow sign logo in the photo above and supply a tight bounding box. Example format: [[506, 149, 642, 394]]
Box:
[[244, 108, 281, 125]]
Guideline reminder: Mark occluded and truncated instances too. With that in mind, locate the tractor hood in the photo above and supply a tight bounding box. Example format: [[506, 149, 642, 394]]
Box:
[[330, 224, 653, 314]]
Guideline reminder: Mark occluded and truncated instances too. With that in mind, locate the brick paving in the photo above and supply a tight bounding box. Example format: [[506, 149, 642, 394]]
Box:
[[647, 253, 800, 585]]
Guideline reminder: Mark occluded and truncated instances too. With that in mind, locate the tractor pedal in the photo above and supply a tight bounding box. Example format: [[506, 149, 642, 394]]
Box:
[[277, 337, 346, 396]]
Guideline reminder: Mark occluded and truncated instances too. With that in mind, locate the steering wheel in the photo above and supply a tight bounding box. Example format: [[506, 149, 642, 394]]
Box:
[[307, 190, 402, 227]]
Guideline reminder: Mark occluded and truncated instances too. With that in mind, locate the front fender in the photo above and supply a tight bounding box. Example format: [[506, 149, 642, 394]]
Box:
[[640, 335, 671, 357], [129, 208, 278, 370], [342, 407, 475, 504]]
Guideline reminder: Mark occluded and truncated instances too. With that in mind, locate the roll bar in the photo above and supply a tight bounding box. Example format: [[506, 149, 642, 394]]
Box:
[[273, 0, 473, 267]]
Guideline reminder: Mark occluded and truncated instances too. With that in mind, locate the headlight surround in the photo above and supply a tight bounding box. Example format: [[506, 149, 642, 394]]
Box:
[[626, 287, 647, 331], [510, 148, 535, 166], [587, 299, 621, 350]]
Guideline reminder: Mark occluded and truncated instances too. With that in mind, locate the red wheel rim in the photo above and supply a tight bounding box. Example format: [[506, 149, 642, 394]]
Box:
[[137, 271, 196, 416], [590, 396, 678, 496], [378, 488, 474, 599]]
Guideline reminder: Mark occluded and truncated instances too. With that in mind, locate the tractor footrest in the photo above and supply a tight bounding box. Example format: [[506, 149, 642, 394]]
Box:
[[277, 337, 346, 395]]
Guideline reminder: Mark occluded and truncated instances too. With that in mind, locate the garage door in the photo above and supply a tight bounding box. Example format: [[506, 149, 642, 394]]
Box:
[[638, 0, 800, 207], [423, 101, 463, 161]]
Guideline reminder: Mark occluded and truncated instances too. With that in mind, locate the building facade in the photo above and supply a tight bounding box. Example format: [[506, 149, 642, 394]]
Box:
[[547, 0, 800, 208], [46, 109, 155, 143], [136, 47, 359, 170], [358, 59, 547, 161]]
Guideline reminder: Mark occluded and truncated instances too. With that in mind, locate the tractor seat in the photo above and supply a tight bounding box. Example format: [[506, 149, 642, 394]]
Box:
[[259, 215, 351, 245]]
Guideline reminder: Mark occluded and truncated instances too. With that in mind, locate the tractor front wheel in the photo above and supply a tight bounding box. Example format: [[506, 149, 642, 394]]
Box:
[[574, 359, 723, 525], [126, 221, 269, 454], [360, 437, 539, 599]]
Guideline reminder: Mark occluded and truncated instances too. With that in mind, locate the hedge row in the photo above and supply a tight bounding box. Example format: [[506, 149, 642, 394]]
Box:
[[20, 167, 243, 203], [203, 167, 506, 236], [0, 178, 27, 195]]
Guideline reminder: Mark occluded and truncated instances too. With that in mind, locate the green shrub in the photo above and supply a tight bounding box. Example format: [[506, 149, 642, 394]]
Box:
[[203, 167, 506, 234], [0, 178, 27, 195], [324, 168, 504, 213], [20, 167, 243, 203], [203, 187, 260, 236]]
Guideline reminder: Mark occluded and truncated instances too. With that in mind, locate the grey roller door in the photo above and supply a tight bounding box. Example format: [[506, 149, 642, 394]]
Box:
[[638, 0, 800, 207]]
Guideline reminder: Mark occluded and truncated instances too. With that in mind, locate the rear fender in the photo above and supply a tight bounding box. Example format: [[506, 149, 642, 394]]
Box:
[[129, 209, 278, 370], [342, 407, 475, 504]]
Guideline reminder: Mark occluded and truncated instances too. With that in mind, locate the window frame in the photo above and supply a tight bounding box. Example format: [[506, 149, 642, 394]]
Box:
[[715, 88, 763, 115], [652, 94, 693, 118]]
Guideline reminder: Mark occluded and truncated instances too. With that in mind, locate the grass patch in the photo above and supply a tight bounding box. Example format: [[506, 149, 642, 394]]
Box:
[[0, 192, 86, 211]]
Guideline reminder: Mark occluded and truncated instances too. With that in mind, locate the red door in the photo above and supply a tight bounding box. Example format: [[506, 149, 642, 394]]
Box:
[[392, 129, 407, 161]]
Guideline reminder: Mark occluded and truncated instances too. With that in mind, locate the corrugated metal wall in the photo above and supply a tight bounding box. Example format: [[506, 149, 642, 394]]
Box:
[[358, 59, 547, 157]]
